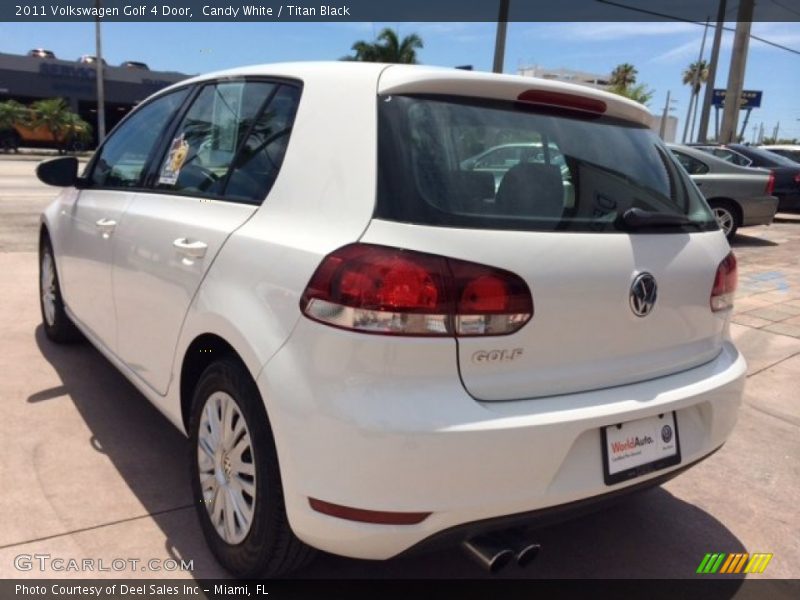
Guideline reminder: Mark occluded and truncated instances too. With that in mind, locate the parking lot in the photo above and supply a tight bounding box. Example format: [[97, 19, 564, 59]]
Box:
[[0, 156, 798, 579]]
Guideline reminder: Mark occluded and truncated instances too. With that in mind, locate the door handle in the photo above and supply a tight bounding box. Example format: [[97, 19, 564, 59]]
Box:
[[94, 217, 117, 233], [95, 218, 117, 236], [173, 238, 208, 259]]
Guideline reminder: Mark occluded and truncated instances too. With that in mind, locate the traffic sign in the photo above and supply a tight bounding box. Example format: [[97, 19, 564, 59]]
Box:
[[711, 89, 763, 109]]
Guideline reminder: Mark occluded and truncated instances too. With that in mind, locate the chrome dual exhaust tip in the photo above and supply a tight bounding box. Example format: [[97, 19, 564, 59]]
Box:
[[462, 531, 541, 573]]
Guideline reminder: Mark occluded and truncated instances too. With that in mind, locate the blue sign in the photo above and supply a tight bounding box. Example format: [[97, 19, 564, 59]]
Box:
[[711, 89, 763, 109]]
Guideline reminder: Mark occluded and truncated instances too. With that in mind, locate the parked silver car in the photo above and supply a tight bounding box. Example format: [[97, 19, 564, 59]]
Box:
[[669, 144, 778, 239]]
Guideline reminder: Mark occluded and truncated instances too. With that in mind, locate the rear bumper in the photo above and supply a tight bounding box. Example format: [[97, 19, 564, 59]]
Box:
[[741, 195, 779, 226], [776, 192, 800, 212], [257, 319, 746, 560]]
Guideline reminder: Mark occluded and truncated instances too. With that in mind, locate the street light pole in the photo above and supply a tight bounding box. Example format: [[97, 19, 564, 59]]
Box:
[[95, 0, 106, 144], [492, 0, 510, 74]]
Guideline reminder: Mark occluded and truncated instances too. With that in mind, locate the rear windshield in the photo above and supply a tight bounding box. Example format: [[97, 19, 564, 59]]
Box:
[[376, 95, 717, 233]]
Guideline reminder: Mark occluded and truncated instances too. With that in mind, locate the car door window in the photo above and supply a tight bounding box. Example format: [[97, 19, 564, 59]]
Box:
[[476, 147, 521, 169], [224, 85, 301, 203], [155, 81, 277, 196], [672, 151, 709, 175], [89, 88, 189, 188]]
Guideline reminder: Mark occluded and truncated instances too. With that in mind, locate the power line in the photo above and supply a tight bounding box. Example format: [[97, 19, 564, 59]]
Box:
[[595, 0, 800, 56]]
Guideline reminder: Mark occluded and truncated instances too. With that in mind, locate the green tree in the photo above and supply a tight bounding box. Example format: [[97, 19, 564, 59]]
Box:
[[610, 82, 655, 106], [682, 59, 709, 95], [62, 112, 93, 152], [610, 63, 638, 88], [29, 98, 73, 154], [682, 59, 709, 142], [342, 28, 424, 63], [0, 99, 29, 131]]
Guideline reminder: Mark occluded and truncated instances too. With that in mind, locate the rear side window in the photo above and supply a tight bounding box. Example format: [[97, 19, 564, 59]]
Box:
[[155, 80, 300, 203], [224, 85, 301, 202], [672, 150, 710, 175], [377, 95, 716, 233]]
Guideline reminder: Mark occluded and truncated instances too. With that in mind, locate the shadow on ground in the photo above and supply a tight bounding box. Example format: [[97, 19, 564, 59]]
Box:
[[730, 233, 779, 247], [34, 325, 746, 580]]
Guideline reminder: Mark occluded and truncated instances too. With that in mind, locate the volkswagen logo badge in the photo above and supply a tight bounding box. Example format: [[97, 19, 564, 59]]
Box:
[[630, 272, 658, 317]]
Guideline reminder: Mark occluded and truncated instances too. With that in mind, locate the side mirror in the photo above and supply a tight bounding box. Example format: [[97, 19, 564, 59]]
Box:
[[36, 156, 79, 187]]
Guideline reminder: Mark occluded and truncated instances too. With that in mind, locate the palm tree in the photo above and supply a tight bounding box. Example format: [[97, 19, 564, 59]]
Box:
[[610, 83, 655, 107], [0, 99, 28, 131], [342, 28, 424, 64], [0, 99, 30, 152], [682, 59, 709, 142], [610, 63, 638, 89], [682, 60, 709, 95], [30, 98, 73, 153]]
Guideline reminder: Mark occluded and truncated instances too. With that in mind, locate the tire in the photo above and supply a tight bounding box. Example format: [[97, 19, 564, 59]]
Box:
[[189, 357, 316, 577], [709, 200, 740, 240], [39, 235, 82, 343], [0, 130, 20, 153]]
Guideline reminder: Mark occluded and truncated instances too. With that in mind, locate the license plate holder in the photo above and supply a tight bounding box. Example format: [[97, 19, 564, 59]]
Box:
[[601, 412, 681, 486]]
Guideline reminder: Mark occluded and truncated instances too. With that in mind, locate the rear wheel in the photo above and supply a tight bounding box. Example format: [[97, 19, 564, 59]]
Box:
[[189, 357, 316, 577], [709, 200, 740, 240], [39, 236, 82, 343]]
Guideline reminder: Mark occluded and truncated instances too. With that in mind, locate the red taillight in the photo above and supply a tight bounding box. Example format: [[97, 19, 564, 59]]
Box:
[[794, 173, 800, 185], [516, 89, 607, 114], [766, 171, 776, 195], [711, 252, 737, 312], [300, 244, 533, 336]]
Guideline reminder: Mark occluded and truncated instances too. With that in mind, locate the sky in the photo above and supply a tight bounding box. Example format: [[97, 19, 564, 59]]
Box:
[[1, 20, 799, 141]]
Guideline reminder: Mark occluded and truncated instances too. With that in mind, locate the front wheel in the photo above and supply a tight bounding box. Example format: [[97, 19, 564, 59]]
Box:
[[39, 236, 82, 343], [189, 357, 315, 577]]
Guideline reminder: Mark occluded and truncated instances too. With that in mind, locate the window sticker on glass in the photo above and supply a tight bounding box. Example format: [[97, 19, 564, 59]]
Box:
[[159, 134, 190, 185]]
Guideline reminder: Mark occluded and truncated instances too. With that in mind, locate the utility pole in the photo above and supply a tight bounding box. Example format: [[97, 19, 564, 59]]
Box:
[[659, 90, 676, 140], [95, 0, 106, 143], [682, 19, 709, 144], [492, 0, 510, 74], [697, 0, 726, 143], [719, 0, 754, 143], [773, 122, 780, 141]]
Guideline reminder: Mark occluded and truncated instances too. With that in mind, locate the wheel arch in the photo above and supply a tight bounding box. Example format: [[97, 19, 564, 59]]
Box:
[[179, 333, 251, 432], [706, 197, 743, 223]]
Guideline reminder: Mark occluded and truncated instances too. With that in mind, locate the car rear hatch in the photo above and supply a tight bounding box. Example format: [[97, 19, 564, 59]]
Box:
[[368, 67, 732, 401]]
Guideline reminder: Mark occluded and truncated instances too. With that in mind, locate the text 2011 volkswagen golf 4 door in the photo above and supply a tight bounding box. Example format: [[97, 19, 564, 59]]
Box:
[[36, 63, 746, 576]]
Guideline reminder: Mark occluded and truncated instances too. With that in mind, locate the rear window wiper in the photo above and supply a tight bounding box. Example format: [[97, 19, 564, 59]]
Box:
[[617, 207, 693, 229]]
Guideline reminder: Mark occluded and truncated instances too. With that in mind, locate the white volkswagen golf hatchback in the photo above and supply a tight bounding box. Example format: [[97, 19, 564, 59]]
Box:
[[36, 63, 746, 576]]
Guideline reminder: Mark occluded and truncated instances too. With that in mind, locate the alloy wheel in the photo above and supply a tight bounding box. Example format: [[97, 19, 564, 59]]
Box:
[[40, 250, 57, 327]]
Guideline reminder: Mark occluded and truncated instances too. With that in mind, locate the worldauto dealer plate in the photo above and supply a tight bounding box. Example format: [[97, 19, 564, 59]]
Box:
[[601, 412, 681, 485]]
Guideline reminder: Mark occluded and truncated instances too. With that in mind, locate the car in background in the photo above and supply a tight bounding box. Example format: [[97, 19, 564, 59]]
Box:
[[121, 61, 149, 70], [724, 144, 800, 212], [27, 48, 56, 59], [669, 144, 777, 239], [760, 144, 800, 164], [460, 143, 573, 206], [78, 55, 107, 66], [693, 144, 800, 212], [690, 144, 753, 167], [34, 63, 746, 577]]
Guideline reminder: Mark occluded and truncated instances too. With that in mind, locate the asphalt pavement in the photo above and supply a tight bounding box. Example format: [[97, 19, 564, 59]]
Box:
[[0, 157, 797, 579]]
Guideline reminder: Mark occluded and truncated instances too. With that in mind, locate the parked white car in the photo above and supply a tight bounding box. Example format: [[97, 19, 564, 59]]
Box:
[[36, 63, 746, 576]]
